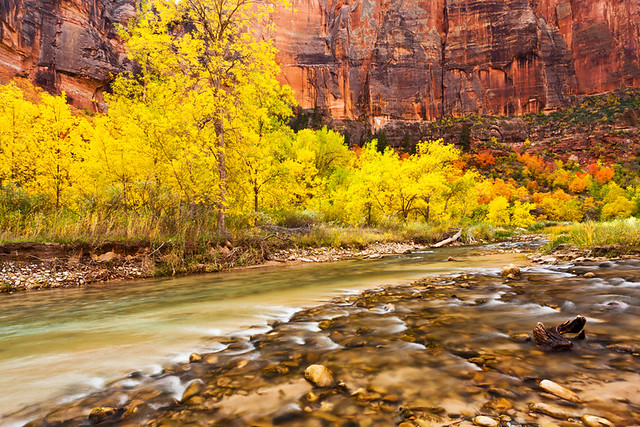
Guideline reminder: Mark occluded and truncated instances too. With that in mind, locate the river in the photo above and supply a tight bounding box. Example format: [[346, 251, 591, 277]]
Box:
[[1, 245, 527, 425]]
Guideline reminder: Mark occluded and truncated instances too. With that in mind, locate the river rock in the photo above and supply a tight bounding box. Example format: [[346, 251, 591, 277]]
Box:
[[481, 397, 513, 413], [122, 399, 145, 418], [88, 406, 117, 421], [474, 415, 499, 426], [501, 264, 521, 278], [181, 380, 203, 402], [96, 251, 118, 262], [581, 414, 615, 427], [584, 272, 596, 278], [189, 353, 202, 363], [528, 402, 577, 419], [304, 364, 334, 387], [510, 333, 532, 343], [539, 379, 581, 402]]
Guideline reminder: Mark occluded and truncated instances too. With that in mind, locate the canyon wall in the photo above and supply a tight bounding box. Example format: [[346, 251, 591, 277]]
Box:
[[1, 0, 639, 121], [0, 0, 135, 108], [274, 0, 640, 129]]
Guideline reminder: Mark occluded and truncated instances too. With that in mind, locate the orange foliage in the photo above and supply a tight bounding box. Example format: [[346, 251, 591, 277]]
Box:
[[517, 153, 554, 178], [352, 145, 363, 158], [594, 167, 614, 185], [453, 158, 467, 170], [586, 163, 599, 175], [585, 163, 614, 185], [475, 151, 495, 168]]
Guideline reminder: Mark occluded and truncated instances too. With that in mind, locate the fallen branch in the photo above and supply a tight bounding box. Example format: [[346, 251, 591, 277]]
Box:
[[432, 229, 463, 248], [533, 315, 586, 351]]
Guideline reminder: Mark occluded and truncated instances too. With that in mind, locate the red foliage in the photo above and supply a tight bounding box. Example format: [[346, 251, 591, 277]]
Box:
[[475, 151, 495, 168], [594, 167, 614, 185]]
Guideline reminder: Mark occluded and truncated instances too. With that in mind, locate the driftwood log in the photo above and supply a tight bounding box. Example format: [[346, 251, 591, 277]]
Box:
[[533, 315, 586, 351], [432, 229, 463, 248]]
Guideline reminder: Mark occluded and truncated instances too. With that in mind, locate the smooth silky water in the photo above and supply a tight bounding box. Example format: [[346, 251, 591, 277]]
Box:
[[0, 246, 526, 424]]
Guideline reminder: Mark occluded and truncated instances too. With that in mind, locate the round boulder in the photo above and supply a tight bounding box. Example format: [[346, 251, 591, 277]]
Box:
[[304, 364, 335, 388]]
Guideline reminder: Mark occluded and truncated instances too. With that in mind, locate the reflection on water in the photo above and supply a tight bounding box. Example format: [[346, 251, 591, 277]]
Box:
[[0, 246, 525, 423]]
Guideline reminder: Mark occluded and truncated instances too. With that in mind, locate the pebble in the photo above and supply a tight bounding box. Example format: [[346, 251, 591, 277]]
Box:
[[581, 414, 615, 427], [510, 333, 531, 343], [474, 415, 499, 426], [528, 402, 577, 419], [304, 364, 334, 387], [539, 379, 581, 402], [273, 242, 429, 264], [0, 259, 148, 292]]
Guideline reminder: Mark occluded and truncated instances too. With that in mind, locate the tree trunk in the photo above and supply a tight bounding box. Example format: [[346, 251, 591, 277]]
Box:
[[432, 228, 462, 248], [217, 127, 226, 233], [254, 183, 259, 212]]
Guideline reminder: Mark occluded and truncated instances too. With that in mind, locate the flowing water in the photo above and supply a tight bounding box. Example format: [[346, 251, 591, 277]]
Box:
[[4, 244, 640, 426], [0, 245, 527, 425]]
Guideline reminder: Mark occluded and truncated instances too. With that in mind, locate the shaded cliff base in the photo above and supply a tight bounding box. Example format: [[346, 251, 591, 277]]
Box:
[[305, 87, 640, 165]]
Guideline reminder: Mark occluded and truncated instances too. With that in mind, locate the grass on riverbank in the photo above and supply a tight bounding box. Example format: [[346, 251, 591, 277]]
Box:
[[544, 217, 640, 253], [0, 206, 522, 277]]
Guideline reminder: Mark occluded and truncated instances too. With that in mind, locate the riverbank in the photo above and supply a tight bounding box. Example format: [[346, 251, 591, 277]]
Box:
[[0, 240, 432, 292], [2, 229, 638, 293], [0, 232, 515, 293], [17, 256, 640, 426]]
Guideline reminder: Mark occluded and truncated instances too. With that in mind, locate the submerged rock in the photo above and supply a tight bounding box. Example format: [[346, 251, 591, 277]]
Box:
[[510, 333, 531, 343], [539, 379, 581, 402], [473, 415, 499, 427], [501, 264, 521, 278], [88, 406, 117, 421], [581, 414, 615, 427], [528, 402, 577, 419], [304, 364, 334, 388], [181, 380, 203, 403]]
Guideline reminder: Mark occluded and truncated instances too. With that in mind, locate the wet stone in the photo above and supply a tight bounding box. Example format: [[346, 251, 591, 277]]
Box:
[[88, 406, 118, 421], [304, 364, 335, 388], [481, 397, 513, 414], [181, 381, 203, 403], [529, 402, 578, 420], [581, 414, 615, 427], [510, 333, 531, 343], [539, 379, 581, 402], [474, 415, 499, 427]]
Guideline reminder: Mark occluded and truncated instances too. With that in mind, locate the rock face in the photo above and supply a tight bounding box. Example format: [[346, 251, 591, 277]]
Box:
[[1, 0, 639, 121], [273, 0, 640, 127], [0, 0, 135, 108]]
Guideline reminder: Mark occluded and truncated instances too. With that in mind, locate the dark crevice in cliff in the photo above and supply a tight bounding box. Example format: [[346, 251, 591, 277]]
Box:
[[441, 0, 448, 118]]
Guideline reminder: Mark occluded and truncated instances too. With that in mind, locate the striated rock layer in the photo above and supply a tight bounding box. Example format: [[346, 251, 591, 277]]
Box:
[[0, 0, 135, 109], [1, 0, 639, 122], [274, 0, 640, 129]]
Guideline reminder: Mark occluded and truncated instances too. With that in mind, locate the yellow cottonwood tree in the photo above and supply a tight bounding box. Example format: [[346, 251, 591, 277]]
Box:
[[32, 93, 90, 210], [119, 0, 291, 232], [0, 82, 39, 189]]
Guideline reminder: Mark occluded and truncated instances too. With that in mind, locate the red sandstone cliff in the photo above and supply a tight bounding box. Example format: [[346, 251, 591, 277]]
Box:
[[1, 0, 639, 121], [274, 0, 640, 128], [0, 0, 135, 109]]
